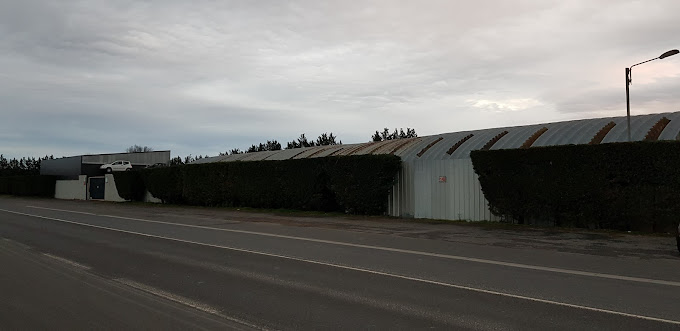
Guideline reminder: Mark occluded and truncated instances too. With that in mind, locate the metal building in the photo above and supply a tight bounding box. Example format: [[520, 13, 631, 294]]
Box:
[[194, 112, 680, 221], [41, 151, 171, 179]]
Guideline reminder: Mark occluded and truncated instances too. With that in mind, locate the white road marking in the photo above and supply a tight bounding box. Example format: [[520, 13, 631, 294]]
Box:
[[43, 253, 92, 270], [2, 207, 680, 325], [114, 278, 264, 330], [1, 237, 32, 250], [24, 205, 680, 288], [26, 206, 97, 216]]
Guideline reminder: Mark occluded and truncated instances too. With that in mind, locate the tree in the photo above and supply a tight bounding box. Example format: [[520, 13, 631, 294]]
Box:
[[246, 140, 282, 153], [0, 154, 53, 176], [370, 127, 417, 142], [126, 145, 154, 153], [316, 132, 340, 146], [286, 134, 317, 149], [372, 131, 382, 142], [169, 156, 184, 166]]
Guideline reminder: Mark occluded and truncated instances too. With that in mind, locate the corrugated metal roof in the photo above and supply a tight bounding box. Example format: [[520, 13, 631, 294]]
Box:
[[194, 112, 680, 164]]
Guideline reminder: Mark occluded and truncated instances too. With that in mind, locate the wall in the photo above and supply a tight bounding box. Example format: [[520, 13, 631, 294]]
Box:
[[82, 151, 171, 166], [144, 190, 162, 203], [54, 175, 88, 200], [40, 156, 82, 179], [104, 174, 126, 202], [388, 159, 499, 221]]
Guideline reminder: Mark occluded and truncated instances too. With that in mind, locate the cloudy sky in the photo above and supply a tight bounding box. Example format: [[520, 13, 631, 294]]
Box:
[[2, 0, 679, 159]]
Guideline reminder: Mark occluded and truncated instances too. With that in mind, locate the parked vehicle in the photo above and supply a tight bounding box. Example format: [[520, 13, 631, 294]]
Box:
[[145, 163, 167, 169], [100, 160, 132, 173]]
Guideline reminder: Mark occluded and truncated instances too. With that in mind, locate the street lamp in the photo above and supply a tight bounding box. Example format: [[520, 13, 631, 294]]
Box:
[[625, 49, 679, 141]]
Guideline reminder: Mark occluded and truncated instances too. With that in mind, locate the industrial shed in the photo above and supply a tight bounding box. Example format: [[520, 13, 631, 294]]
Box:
[[41, 151, 171, 179], [41, 151, 171, 201], [194, 112, 680, 221]]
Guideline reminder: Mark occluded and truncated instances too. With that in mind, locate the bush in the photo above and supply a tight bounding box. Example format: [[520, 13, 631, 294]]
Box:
[[0, 175, 57, 197], [471, 141, 680, 232], [326, 155, 402, 214], [113, 171, 145, 201], [138, 155, 401, 215], [141, 166, 183, 204]]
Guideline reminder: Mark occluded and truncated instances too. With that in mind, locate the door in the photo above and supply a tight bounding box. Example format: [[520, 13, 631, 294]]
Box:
[[89, 177, 105, 200], [111, 161, 122, 171]]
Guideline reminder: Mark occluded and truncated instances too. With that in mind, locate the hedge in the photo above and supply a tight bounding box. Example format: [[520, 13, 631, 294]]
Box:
[[112, 171, 145, 201], [141, 166, 183, 204], [118, 155, 401, 215], [0, 175, 57, 197], [471, 141, 680, 232]]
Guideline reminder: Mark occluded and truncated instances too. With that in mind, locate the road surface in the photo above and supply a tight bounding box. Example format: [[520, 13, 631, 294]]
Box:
[[1, 197, 679, 330]]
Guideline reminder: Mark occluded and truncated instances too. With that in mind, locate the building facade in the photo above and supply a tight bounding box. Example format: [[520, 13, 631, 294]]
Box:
[[194, 112, 680, 221]]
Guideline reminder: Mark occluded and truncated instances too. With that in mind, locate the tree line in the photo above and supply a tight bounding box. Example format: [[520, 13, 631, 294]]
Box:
[[1, 127, 418, 174], [221, 128, 415, 156], [0, 155, 54, 176], [142, 127, 418, 166]]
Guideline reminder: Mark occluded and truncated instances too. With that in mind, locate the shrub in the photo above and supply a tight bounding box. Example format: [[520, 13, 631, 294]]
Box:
[[138, 155, 401, 215], [326, 155, 402, 214], [471, 141, 680, 232], [112, 171, 145, 201], [0, 175, 57, 197], [141, 166, 184, 204]]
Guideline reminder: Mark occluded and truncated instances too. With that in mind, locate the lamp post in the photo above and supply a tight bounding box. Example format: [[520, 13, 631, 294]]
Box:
[[625, 49, 679, 141]]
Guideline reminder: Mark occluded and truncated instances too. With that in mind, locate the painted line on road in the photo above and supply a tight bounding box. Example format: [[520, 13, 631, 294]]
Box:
[[25, 205, 680, 288], [3, 207, 680, 326], [113, 278, 264, 330], [43, 253, 92, 270]]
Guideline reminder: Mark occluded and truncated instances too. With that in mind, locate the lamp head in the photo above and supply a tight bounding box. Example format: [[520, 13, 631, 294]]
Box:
[[659, 49, 679, 59]]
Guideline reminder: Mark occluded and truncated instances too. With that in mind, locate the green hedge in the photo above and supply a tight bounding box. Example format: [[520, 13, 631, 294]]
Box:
[[471, 141, 680, 232], [0, 175, 57, 197], [128, 155, 400, 215], [112, 171, 145, 201], [141, 166, 183, 204]]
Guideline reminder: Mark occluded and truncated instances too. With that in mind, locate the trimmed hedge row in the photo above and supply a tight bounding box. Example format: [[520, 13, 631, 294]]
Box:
[[112, 171, 145, 201], [471, 141, 680, 232], [116, 155, 401, 215], [142, 166, 184, 204], [0, 175, 57, 197]]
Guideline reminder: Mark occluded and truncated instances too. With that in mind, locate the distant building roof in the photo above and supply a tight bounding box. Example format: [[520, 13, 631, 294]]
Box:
[[193, 112, 680, 164]]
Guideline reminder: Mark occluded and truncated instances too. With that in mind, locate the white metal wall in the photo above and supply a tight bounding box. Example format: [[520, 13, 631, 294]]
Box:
[[389, 159, 499, 221]]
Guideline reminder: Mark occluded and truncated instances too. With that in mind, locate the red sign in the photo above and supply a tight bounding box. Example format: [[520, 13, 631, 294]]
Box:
[[438, 176, 447, 183]]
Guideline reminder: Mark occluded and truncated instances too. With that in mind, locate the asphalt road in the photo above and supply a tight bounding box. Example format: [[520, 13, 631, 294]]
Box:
[[1, 197, 679, 330]]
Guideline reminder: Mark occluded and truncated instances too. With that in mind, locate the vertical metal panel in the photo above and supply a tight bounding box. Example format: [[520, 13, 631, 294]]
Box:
[[81, 151, 170, 165], [396, 158, 498, 221], [414, 161, 432, 219]]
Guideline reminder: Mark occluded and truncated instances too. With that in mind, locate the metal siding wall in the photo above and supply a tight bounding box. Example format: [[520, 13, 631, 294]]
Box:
[[405, 162, 415, 217], [454, 160, 463, 219], [40, 156, 82, 179], [414, 161, 432, 219], [82, 151, 170, 165], [658, 112, 680, 140], [393, 158, 497, 221]]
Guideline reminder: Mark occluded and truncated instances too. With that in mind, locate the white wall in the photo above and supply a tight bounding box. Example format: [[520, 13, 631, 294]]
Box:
[[104, 174, 126, 202], [389, 160, 499, 221], [144, 190, 162, 203], [55, 175, 87, 200]]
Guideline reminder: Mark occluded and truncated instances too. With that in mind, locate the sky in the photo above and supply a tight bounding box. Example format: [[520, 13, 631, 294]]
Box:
[[1, 0, 679, 159]]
